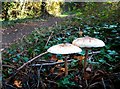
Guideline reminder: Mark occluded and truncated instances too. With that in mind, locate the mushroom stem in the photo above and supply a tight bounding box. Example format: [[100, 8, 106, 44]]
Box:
[[65, 57, 68, 76], [84, 49, 89, 78]]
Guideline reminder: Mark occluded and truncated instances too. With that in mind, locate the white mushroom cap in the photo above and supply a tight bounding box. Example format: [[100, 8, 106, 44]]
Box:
[[72, 36, 105, 48], [47, 43, 82, 54]]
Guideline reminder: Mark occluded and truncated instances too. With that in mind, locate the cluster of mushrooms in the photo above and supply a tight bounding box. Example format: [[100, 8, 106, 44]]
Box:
[[47, 36, 105, 78]]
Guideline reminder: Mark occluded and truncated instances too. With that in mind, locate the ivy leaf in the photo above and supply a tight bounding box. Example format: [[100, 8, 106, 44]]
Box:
[[13, 58, 19, 62], [107, 50, 118, 55], [99, 59, 106, 63], [16, 54, 21, 58], [23, 57, 29, 62]]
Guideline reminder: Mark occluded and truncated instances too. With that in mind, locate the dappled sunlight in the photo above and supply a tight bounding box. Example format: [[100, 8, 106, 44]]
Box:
[[46, 0, 63, 16], [58, 14, 68, 17]]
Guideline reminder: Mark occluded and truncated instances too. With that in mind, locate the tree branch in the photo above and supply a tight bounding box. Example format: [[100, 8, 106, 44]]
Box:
[[7, 51, 48, 82], [17, 51, 48, 71], [31, 59, 75, 67]]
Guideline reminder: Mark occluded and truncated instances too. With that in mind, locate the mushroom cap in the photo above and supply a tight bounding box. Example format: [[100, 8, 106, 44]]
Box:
[[47, 43, 82, 54], [72, 36, 105, 48]]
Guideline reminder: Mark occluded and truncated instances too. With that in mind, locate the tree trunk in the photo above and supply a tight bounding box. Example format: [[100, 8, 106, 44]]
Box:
[[40, 0, 50, 17], [2, 2, 10, 21]]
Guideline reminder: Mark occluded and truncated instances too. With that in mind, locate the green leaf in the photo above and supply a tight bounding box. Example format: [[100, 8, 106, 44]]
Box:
[[99, 59, 106, 63], [23, 57, 29, 62], [107, 50, 118, 55], [16, 54, 21, 58], [13, 58, 19, 62]]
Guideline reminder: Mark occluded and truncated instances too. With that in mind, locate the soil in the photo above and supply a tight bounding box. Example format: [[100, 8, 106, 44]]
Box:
[[1, 16, 72, 49]]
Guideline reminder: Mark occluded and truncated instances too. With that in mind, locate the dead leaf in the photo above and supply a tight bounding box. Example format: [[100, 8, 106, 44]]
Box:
[[74, 55, 85, 61], [14, 80, 22, 88], [55, 60, 64, 67], [50, 55, 58, 61], [59, 68, 65, 72], [57, 60, 63, 62]]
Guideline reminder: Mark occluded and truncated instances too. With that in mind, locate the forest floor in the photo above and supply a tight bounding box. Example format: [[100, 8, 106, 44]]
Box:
[[2, 15, 120, 89], [1, 15, 72, 48]]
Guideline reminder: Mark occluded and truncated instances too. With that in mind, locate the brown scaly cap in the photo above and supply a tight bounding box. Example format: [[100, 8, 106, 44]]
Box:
[[47, 43, 82, 54], [72, 36, 105, 48]]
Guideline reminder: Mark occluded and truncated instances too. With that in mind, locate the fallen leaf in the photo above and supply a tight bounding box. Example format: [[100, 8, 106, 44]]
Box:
[[74, 55, 85, 61], [59, 68, 65, 72], [50, 55, 58, 61], [56, 60, 64, 67], [57, 60, 64, 62], [14, 80, 22, 88]]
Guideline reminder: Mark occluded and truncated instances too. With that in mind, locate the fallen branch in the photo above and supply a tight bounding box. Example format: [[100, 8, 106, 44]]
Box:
[[35, 60, 54, 63], [8, 51, 48, 82], [18, 51, 100, 68], [31, 59, 75, 67], [17, 51, 48, 71]]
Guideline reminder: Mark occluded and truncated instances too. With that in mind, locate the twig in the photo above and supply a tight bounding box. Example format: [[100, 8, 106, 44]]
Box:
[[87, 51, 101, 62], [8, 51, 48, 82], [88, 54, 94, 61], [2, 65, 16, 69], [89, 51, 101, 55], [31, 59, 74, 67], [54, 72, 65, 80], [35, 60, 54, 63], [102, 78, 106, 89], [17, 51, 48, 71], [85, 80, 88, 87], [46, 80, 58, 85], [26, 81, 30, 89], [45, 31, 54, 47], [37, 65, 44, 89], [104, 62, 115, 67], [88, 82, 101, 89]]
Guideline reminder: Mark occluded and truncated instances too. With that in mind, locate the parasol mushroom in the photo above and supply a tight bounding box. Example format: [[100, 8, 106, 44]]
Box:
[[72, 36, 105, 78], [47, 43, 82, 76]]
